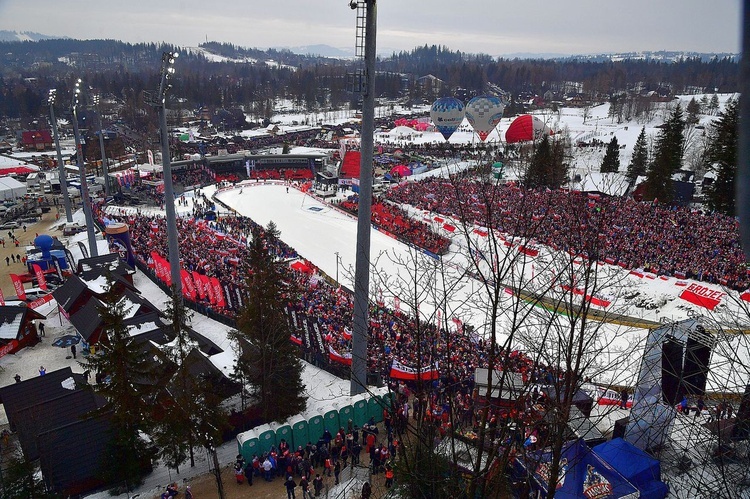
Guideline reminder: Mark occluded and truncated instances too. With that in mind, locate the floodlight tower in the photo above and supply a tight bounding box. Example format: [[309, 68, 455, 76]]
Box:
[[92, 94, 110, 198], [48, 89, 73, 222], [349, 0, 377, 396], [147, 51, 182, 299], [71, 79, 99, 257]]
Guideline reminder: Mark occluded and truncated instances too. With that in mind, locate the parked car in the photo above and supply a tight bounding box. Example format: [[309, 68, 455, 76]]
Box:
[[62, 223, 86, 236], [0, 221, 20, 230]]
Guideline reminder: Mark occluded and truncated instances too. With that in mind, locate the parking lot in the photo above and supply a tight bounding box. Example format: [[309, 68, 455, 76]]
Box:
[[0, 207, 59, 299]]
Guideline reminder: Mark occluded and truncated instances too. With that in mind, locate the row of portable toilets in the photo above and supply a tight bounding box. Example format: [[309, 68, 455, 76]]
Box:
[[237, 388, 393, 461]]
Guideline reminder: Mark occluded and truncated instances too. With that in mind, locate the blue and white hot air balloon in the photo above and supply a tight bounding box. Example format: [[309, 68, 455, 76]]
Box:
[[465, 95, 505, 142], [430, 97, 465, 141]]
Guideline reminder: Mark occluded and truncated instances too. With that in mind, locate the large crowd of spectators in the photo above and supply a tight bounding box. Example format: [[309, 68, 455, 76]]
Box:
[[383, 177, 749, 290], [98, 190, 551, 391], [337, 195, 450, 255]]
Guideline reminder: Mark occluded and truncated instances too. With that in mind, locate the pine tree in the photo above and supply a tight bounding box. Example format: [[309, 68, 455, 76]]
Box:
[[2, 450, 56, 498], [627, 127, 649, 181], [600, 136, 621, 173], [230, 222, 306, 422], [524, 135, 552, 189], [709, 93, 720, 115], [644, 105, 685, 202], [524, 135, 567, 189], [79, 282, 157, 491], [686, 97, 700, 125], [704, 97, 738, 215], [150, 290, 227, 473]]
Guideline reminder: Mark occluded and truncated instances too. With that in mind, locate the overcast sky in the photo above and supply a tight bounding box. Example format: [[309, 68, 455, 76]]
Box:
[[0, 0, 741, 56]]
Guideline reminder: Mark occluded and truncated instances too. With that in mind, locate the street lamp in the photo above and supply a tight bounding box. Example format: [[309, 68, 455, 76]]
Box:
[[146, 51, 182, 299], [335, 251, 340, 284], [48, 89, 73, 222], [71, 78, 99, 257], [92, 94, 110, 198]]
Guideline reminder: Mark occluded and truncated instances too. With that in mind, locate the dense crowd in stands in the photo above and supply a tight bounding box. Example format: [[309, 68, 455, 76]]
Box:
[[98, 188, 552, 392], [338, 196, 450, 255], [383, 177, 749, 290]]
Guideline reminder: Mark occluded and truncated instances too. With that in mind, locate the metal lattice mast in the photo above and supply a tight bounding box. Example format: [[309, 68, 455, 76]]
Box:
[[350, 0, 376, 396]]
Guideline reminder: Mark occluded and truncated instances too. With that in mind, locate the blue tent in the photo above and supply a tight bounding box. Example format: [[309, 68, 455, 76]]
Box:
[[593, 438, 668, 499], [512, 439, 639, 498]]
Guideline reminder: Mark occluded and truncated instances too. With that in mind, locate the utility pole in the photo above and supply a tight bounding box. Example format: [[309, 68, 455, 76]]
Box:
[[71, 79, 98, 257], [48, 89, 73, 222], [147, 51, 182, 300], [350, 0, 377, 396], [93, 94, 110, 197]]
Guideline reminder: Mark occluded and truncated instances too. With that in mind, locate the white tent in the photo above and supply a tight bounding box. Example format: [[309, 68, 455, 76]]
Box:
[[0, 176, 27, 200]]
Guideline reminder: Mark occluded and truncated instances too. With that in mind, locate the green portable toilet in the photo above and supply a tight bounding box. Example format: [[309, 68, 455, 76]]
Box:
[[289, 414, 309, 450], [255, 423, 277, 454], [380, 390, 395, 411], [321, 405, 340, 435], [274, 421, 293, 450], [367, 395, 383, 423], [351, 393, 369, 428], [335, 400, 354, 429], [237, 428, 260, 462], [306, 410, 325, 443]]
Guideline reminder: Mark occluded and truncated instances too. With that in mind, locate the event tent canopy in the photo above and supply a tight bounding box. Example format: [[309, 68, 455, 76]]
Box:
[[593, 438, 668, 499], [0, 175, 27, 200], [511, 438, 639, 498]]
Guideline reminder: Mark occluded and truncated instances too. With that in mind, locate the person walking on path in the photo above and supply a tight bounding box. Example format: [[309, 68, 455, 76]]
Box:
[[244, 461, 253, 486], [38, 322, 45, 337], [71, 344, 77, 359], [313, 474, 323, 497], [285, 475, 297, 499], [361, 481, 372, 499], [334, 460, 341, 485]]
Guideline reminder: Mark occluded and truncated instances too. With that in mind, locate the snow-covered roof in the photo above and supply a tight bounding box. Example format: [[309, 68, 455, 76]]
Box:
[[0, 310, 23, 339], [571, 171, 630, 197]]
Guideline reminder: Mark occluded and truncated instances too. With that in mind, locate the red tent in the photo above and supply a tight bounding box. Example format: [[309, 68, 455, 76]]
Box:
[[390, 165, 411, 177], [340, 150, 361, 178], [290, 261, 313, 274], [504, 115, 552, 143], [0, 166, 38, 176]]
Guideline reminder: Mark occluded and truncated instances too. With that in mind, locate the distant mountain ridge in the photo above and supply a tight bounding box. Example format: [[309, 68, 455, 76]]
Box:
[[0, 30, 67, 42]]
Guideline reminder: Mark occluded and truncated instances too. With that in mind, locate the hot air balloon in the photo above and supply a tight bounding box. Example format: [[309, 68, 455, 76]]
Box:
[[465, 95, 505, 142], [504, 114, 552, 144], [430, 97, 465, 140]]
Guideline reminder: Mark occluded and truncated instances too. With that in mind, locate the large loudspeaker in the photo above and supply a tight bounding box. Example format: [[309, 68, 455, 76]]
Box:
[[733, 384, 750, 440], [613, 417, 629, 439], [662, 336, 684, 406], [683, 336, 712, 395]]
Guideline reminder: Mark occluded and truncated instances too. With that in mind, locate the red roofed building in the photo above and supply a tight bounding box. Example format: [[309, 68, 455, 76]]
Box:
[[21, 130, 53, 152]]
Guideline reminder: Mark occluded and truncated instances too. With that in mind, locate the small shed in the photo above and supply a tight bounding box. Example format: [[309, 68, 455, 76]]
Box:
[[0, 305, 43, 356]]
